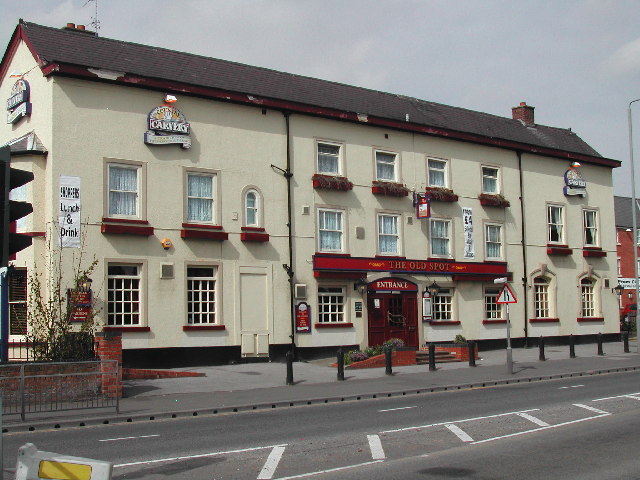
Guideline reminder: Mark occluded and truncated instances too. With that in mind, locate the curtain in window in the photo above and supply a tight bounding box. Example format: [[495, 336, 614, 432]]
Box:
[[246, 191, 258, 226], [428, 160, 445, 186], [548, 206, 562, 242], [376, 153, 396, 180], [483, 175, 497, 193], [318, 144, 339, 174], [379, 215, 398, 254], [486, 225, 501, 258], [187, 175, 213, 222], [319, 210, 342, 251], [109, 166, 137, 216], [431, 220, 449, 256]]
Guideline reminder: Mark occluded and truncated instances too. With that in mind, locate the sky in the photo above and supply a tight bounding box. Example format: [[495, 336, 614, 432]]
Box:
[[1, 0, 640, 196]]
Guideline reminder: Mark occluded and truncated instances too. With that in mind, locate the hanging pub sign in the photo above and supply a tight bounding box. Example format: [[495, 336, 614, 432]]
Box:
[[462, 207, 474, 259], [295, 302, 312, 333], [415, 193, 431, 219], [6, 78, 32, 125], [563, 168, 586, 197], [422, 290, 432, 322], [67, 288, 92, 323], [144, 104, 191, 148]]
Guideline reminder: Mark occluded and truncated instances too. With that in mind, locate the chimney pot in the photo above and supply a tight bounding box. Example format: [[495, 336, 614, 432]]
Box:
[[512, 101, 535, 125], [77, 24, 85, 30], [66, 23, 76, 29]]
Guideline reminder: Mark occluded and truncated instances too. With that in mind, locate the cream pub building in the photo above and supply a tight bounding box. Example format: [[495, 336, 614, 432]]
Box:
[[1, 20, 621, 365]]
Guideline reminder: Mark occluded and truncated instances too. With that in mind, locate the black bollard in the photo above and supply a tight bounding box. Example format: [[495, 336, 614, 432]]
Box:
[[428, 343, 436, 372], [468, 341, 476, 367], [385, 346, 393, 375], [597, 332, 604, 356], [569, 334, 576, 358], [286, 350, 294, 385], [623, 331, 630, 353], [539, 336, 546, 361], [337, 348, 345, 381]]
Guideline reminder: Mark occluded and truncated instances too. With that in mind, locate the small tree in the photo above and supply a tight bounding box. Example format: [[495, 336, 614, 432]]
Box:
[[26, 231, 101, 361]]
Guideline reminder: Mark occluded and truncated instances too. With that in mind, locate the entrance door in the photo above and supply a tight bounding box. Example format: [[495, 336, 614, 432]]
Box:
[[367, 291, 418, 348]]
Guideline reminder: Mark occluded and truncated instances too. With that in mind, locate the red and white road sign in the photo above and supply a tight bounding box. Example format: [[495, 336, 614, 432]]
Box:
[[496, 284, 517, 304]]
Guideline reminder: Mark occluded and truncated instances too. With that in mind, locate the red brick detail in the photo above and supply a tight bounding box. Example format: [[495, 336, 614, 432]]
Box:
[[101, 223, 154, 236], [512, 102, 535, 125], [181, 228, 228, 240], [94, 332, 123, 398], [123, 369, 205, 379], [431, 345, 479, 361], [183, 325, 226, 331], [182, 223, 223, 230], [577, 317, 605, 322], [241, 232, 270, 242], [346, 350, 416, 369], [103, 326, 151, 332], [482, 319, 507, 324], [547, 245, 572, 255], [314, 322, 354, 329], [529, 318, 560, 323], [427, 321, 462, 326], [582, 248, 606, 257]]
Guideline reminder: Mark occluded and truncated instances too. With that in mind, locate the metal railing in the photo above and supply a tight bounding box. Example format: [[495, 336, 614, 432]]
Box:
[[0, 360, 119, 421]]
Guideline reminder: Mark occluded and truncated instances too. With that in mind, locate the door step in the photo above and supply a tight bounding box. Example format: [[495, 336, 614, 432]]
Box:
[[415, 350, 459, 364]]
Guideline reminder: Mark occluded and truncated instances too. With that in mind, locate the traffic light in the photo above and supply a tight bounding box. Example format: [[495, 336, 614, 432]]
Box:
[[0, 145, 34, 267]]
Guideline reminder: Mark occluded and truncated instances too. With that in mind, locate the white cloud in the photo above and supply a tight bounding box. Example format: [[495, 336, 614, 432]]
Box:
[[604, 37, 640, 76]]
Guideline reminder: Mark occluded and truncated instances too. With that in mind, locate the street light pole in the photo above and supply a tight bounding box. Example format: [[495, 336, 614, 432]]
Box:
[[628, 98, 640, 353]]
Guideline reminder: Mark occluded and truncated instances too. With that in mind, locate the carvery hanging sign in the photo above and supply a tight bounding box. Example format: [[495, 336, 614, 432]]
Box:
[[313, 254, 507, 277], [144, 105, 191, 148], [6, 79, 32, 124]]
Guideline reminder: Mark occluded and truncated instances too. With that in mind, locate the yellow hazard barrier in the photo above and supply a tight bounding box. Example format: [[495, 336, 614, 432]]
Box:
[[15, 443, 112, 480]]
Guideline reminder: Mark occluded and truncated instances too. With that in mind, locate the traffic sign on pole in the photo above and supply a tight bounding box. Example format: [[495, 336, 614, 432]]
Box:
[[496, 284, 517, 304]]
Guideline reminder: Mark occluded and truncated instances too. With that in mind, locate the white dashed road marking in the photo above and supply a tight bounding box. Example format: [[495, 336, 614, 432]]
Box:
[[258, 445, 286, 479], [573, 403, 609, 415], [445, 423, 474, 442], [367, 434, 385, 460], [516, 412, 550, 427]]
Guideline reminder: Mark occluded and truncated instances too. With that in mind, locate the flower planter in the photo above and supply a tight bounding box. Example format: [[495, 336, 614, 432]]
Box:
[[371, 181, 410, 197], [312, 174, 353, 191], [424, 187, 458, 202], [478, 193, 510, 208]]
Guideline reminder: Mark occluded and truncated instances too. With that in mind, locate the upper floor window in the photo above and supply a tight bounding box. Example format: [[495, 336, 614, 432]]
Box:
[[583, 209, 598, 247], [375, 151, 398, 182], [427, 158, 447, 187], [187, 266, 217, 325], [187, 172, 215, 224], [108, 164, 140, 218], [377, 213, 401, 255], [481, 166, 500, 194], [107, 263, 142, 326], [318, 208, 344, 252], [547, 204, 564, 244], [636, 229, 640, 245], [317, 142, 342, 176], [244, 189, 261, 227], [485, 223, 503, 259], [430, 218, 451, 257]]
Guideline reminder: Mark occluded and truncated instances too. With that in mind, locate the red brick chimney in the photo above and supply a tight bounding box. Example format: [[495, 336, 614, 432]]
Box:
[[512, 102, 535, 125]]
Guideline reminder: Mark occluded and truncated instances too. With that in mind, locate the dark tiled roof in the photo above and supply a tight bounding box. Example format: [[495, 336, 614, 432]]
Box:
[[6, 22, 610, 161], [614, 196, 640, 228]]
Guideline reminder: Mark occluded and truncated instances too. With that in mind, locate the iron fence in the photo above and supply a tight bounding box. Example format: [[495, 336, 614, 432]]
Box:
[[8, 333, 95, 362], [0, 360, 119, 421]]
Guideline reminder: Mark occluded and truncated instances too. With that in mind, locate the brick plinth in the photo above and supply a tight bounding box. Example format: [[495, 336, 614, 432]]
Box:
[[94, 331, 123, 398]]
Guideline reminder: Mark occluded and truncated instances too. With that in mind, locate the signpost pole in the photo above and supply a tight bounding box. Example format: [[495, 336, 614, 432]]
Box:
[[506, 303, 513, 374], [495, 277, 515, 374]]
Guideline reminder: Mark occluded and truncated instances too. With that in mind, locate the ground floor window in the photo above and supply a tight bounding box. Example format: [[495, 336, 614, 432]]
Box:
[[484, 287, 504, 320], [580, 278, 596, 317], [187, 266, 217, 324], [317, 286, 346, 323], [432, 288, 453, 321], [107, 264, 141, 326], [533, 276, 550, 318], [8, 268, 27, 335]]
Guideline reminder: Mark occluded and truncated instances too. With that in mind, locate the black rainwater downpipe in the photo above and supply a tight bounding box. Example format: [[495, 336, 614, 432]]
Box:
[[283, 112, 296, 358], [517, 150, 530, 345]]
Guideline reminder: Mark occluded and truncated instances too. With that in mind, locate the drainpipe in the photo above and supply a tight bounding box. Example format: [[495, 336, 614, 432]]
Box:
[[517, 151, 530, 344]]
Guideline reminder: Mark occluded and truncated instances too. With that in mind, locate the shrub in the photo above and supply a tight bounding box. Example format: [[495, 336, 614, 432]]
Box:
[[383, 338, 405, 350], [454, 335, 467, 344]]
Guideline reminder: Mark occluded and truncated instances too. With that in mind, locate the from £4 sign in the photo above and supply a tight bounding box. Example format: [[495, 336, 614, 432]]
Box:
[[58, 176, 81, 248], [496, 284, 517, 304]]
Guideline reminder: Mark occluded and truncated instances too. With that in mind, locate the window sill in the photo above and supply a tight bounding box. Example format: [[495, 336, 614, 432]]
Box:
[[314, 322, 354, 329], [101, 218, 154, 236], [547, 245, 572, 255], [529, 318, 560, 323], [103, 326, 151, 332], [426, 320, 461, 326], [482, 319, 507, 324], [583, 247, 606, 257], [576, 317, 604, 323], [183, 325, 226, 331]]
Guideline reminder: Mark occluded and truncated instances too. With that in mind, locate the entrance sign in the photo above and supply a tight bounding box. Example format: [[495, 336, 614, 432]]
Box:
[[496, 284, 517, 304], [368, 277, 418, 292], [58, 175, 81, 248]]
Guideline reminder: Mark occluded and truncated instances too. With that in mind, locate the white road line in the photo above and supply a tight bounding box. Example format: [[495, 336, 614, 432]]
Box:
[[378, 406, 417, 412], [445, 423, 474, 442], [380, 408, 539, 434], [367, 434, 385, 460], [100, 434, 160, 442], [623, 395, 640, 401], [593, 392, 640, 402], [573, 403, 609, 414], [516, 412, 550, 427], [559, 385, 584, 389], [273, 460, 384, 480], [472, 413, 610, 445], [258, 445, 286, 480], [113, 444, 287, 468]]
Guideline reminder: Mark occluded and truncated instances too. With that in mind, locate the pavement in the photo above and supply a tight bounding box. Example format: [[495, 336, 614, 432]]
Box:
[[2, 339, 640, 432]]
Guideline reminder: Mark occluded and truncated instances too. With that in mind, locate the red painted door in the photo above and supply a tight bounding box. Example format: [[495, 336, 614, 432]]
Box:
[[367, 292, 418, 348]]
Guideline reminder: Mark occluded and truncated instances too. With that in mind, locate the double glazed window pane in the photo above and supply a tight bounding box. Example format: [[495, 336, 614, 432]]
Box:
[[188, 174, 213, 223], [109, 166, 138, 216], [318, 144, 340, 175]]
